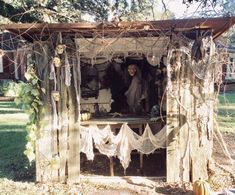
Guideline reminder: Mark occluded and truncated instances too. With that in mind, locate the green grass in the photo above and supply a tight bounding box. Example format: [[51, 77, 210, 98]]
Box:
[[0, 101, 35, 181], [217, 91, 235, 133]]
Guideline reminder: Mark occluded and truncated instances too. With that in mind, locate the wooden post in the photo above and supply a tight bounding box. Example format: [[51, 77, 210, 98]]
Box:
[[59, 75, 69, 183], [166, 81, 181, 182], [110, 157, 114, 176], [35, 37, 82, 183], [34, 41, 54, 182], [67, 80, 80, 183], [139, 124, 144, 175], [166, 44, 214, 182]]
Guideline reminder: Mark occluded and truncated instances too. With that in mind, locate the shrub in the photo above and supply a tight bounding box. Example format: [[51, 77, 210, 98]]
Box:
[[0, 80, 18, 97]]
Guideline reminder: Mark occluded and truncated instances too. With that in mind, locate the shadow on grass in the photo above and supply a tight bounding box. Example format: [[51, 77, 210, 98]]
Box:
[[218, 109, 235, 117], [0, 125, 27, 131], [0, 110, 24, 114], [0, 130, 35, 181], [0, 102, 17, 108]]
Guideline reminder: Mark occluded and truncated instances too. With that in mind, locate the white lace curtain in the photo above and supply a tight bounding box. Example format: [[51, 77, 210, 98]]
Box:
[[80, 123, 166, 170]]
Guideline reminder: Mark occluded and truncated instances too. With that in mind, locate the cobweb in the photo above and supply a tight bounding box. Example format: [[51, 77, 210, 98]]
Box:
[[190, 36, 216, 80]]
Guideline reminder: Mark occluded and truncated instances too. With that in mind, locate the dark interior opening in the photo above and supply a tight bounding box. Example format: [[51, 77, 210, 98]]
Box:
[[80, 54, 167, 177]]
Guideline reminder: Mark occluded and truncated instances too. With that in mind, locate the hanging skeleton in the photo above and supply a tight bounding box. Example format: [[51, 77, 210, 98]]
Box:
[[191, 32, 205, 63], [190, 33, 215, 80]]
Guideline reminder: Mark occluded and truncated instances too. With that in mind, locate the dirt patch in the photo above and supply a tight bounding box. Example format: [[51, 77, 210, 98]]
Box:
[[81, 149, 166, 177], [0, 178, 194, 195], [209, 131, 235, 191]]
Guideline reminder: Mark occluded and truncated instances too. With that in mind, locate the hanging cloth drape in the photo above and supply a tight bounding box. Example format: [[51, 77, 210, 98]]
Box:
[[79, 123, 166, 170]]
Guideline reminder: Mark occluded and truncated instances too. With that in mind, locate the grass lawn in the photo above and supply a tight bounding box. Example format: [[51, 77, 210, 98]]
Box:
[[0, 101, 35, 181], [217, 91, 235, 133]]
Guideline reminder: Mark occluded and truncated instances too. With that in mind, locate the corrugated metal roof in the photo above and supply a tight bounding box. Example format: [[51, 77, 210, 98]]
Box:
[[1, 17, 235, 42]]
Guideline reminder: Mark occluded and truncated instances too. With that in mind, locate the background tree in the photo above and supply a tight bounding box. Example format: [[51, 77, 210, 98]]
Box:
[[0, 0, 196, 23], [221, 0, 235, 16]]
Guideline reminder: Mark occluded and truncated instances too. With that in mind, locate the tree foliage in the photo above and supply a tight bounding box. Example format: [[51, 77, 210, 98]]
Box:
[[183, 0, 217, 6], [0, 0, 233, 23], [0, 0, 177, 23], [221, 0, 235, 16]]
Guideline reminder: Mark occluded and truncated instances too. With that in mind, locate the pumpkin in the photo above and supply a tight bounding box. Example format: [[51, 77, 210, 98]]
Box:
[[193, 178, 210, 195], [80, 112, 91, 121]]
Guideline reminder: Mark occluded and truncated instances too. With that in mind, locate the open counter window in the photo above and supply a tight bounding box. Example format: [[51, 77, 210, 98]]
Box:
[[80, 55, 167, 119]]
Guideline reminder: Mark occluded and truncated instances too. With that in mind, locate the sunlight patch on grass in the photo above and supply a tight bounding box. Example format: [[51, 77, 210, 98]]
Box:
[[0, 101, 28, 126], [218, 105, 235, 110], [217, 91, 235, 133], [0, 107, 23, 111], [0, 113, 28, 126]]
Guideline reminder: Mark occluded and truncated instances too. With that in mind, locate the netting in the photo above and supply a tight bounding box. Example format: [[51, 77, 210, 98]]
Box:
[[80, 123, 166, 170]]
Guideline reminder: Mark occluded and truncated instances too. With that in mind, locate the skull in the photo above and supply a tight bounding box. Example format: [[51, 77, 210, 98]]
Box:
[[56, 44, 65, 54]]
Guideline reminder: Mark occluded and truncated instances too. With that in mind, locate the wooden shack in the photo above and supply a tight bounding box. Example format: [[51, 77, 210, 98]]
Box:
[[2, 16, 235, 183]]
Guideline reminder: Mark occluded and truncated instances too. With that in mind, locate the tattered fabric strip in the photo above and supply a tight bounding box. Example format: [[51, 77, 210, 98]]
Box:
[[64, 49, 71, 86]]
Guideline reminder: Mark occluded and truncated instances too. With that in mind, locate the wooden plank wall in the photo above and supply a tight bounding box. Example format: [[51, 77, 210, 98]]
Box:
[[34, 37, 80, 183], [166, 45, 214, 182]]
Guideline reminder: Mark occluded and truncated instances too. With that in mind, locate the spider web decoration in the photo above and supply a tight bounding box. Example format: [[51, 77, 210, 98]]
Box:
[[76, 36, 170, 65], [190, 36, 216, 80]]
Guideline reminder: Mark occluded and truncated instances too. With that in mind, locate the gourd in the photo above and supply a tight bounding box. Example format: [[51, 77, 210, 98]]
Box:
[[53, 56, 61, 67], [80, 112, 91, 121], [193, 178, 210, 195], [52, 90, 60, 101]]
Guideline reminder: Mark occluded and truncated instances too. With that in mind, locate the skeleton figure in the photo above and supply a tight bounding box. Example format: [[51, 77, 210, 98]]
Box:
[[150, 105, 160, 117], [125, 64, 146, 114], [191, 35, 205, 63]]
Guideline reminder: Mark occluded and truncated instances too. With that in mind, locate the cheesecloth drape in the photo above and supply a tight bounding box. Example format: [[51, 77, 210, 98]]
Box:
[[80, 123, 166, 170]]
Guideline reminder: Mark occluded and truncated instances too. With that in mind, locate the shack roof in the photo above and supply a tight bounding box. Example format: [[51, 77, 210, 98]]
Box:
[[1, 17, 235, 42]]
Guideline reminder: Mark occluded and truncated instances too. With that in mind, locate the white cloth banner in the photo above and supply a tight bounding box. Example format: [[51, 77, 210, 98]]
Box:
[[80, 123, 166, 170]]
